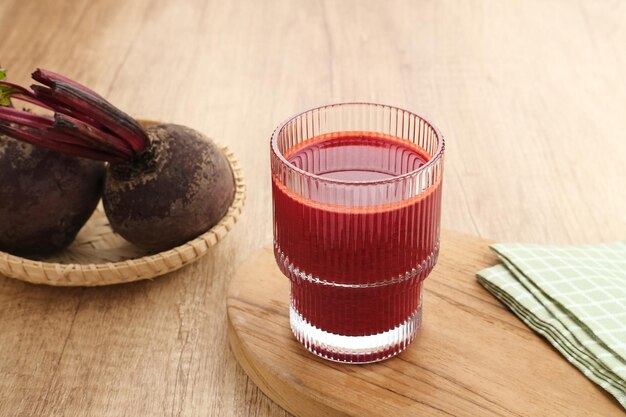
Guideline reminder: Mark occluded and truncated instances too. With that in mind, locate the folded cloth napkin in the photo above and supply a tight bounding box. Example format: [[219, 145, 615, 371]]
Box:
[[476, 241, 626, 408]]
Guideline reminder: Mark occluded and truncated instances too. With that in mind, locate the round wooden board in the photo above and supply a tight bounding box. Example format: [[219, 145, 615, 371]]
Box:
[[227, 230, 623, 417]]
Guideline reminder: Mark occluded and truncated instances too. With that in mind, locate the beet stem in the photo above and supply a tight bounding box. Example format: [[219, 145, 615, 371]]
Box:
[[0, 106, 53, 129], [0, 124, 126, 163], [53, 113, 135, 158], [31, 85, 107, 130], [31, 83, 149, 155], [32, 69, 104, 99], [0, 108, 131, 160], [0, 81, 53, 110], [0, 68, 152, 163]]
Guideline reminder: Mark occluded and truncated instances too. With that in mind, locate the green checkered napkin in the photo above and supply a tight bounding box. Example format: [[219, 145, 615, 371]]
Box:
[[476, 241, 626, 408]]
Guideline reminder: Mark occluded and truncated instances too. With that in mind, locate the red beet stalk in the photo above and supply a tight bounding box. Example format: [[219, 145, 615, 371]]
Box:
[[0, 69, 149, 162]]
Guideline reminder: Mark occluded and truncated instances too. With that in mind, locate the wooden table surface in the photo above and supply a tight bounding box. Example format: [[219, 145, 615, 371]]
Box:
[[0, 1, 624, 416]]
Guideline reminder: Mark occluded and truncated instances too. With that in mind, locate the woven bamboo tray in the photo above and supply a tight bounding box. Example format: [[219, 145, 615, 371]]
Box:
[[0, 126, 245, 286]]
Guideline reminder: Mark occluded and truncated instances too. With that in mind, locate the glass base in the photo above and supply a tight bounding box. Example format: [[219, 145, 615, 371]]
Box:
[[289, 303, 422, 364]]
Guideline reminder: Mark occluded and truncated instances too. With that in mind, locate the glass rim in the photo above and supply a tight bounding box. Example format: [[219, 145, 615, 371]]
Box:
[[270, 102, 445, 185]]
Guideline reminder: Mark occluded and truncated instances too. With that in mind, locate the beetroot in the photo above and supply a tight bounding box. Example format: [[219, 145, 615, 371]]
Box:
[[103, 124, 235, 250], [0, 134, 104, 256], [0, 69, 235, 252]]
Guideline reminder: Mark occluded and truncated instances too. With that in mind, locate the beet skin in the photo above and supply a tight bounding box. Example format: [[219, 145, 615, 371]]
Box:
[[0, 134, 105, 256], [103, 124, 235, 252]]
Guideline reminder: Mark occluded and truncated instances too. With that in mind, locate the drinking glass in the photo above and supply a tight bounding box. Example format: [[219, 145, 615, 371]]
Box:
[[271, 103, 444, 363]]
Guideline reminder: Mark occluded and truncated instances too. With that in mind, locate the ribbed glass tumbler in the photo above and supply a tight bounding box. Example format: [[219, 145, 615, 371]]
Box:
[[270, 103, 444, 363]]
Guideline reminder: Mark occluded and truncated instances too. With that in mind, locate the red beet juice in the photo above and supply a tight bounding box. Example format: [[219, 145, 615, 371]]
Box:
[[272, 131, 442, 338]]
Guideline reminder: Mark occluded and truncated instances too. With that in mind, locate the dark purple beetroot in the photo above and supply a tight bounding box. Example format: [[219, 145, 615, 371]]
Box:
[[0, 69, 236, 253], [103, 124, 235, 251], [0, 133, 104, 256]]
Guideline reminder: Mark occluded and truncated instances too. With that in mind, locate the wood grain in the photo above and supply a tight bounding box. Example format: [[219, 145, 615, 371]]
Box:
[[227, 230, 623, 417], [0, 0, 625, 416]]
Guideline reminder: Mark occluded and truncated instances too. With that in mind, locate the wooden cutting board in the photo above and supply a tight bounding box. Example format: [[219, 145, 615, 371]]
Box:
[[227, 230, 623, 416]]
